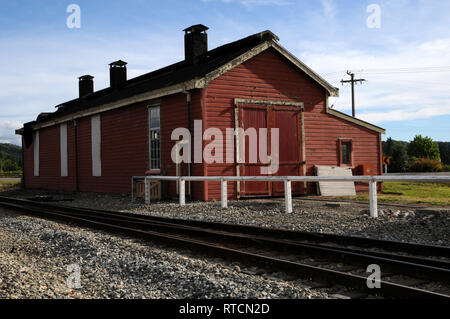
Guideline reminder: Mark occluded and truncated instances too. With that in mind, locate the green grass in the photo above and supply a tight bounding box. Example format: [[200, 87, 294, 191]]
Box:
[[0, 179, 21, 190], [349, 182, 450, 206]]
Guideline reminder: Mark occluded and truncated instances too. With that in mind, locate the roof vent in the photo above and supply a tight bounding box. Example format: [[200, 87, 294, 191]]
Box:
[[78, 75, 94, 98], [183, 24, 208, 65], [109, 60, 127, 89]]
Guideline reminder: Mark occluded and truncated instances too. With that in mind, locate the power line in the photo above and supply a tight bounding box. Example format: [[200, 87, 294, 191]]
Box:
[[323, 66, 450, 77]]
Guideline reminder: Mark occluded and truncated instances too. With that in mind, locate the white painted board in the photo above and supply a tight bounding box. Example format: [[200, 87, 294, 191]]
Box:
[[33, 130, 39, 177], [91, 115, 102, 177], [315, 165, 356, 196], [60, 123, 68, 177]]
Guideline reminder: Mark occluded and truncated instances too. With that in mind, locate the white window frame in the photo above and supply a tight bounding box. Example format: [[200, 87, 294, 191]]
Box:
[[148, 105, 161, 171]]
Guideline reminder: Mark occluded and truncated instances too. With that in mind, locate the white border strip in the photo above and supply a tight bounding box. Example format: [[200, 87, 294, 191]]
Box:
[[60, 123, 68, 177], [91, 115, 102, 177]]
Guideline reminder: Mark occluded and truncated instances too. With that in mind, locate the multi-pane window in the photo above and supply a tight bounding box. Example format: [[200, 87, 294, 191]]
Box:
[[341, 141, 352, 165], [149, 106, 161, 170]]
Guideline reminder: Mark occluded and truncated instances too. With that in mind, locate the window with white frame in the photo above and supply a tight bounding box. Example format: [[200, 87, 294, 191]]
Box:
[[148, 105, 161, 170]]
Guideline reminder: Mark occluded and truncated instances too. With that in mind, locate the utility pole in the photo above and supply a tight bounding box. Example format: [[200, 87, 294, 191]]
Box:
[[341, 71, 366, 117]]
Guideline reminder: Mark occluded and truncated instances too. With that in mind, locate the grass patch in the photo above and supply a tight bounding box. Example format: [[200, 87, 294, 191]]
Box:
[[349, 182, 450, 206], [0, 179, 21, 191], [0, 179, 20, 185]]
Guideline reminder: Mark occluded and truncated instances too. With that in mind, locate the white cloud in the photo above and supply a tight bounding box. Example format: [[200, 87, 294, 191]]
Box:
[[359, 105, 450, 123], [0, 121, 22, 145], [320, 0, 336, 21], [0, 31, 183, 127], [298, 37, 450, 124]]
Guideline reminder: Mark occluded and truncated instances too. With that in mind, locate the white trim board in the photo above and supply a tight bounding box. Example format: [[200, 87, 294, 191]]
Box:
[[91, 115, 102, 177], [60, 123, 68, 177], [33, 131, 39, 177]]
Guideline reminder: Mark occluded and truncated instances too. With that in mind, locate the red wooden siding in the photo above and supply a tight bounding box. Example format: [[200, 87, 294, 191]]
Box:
[[23, 123, 77, 192], [205, 48, 326, 200], [160, 91, 205, 200], [304, 112, 381, 192], [204, 47, 381, 199]]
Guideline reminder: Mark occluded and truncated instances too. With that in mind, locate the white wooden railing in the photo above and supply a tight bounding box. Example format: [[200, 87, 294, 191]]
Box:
[[131, 175, 450, 218]]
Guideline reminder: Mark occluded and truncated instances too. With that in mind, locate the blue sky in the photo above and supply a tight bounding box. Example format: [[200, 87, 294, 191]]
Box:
[[1, 0, 449, 145]]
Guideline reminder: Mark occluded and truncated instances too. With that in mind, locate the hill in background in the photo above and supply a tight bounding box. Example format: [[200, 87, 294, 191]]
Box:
[[0, 143, 22, 172]]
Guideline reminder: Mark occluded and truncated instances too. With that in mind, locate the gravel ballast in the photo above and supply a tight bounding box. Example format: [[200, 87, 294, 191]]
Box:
[[1, 189, 449, 299], [0, 207, 332, 299], [12, 189, 446, 247]]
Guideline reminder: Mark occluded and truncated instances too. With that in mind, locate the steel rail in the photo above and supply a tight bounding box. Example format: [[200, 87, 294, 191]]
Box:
[[0, 200, 448, 299], [1, 198, 450, 299], [12, 203, 450, 283], [1, 195, 449, 258], [7, 198, 450, 275]]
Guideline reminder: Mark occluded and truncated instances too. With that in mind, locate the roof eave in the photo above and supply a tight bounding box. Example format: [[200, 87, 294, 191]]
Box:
[[326, 107, 386, 134], [202, 40, 339, 97]]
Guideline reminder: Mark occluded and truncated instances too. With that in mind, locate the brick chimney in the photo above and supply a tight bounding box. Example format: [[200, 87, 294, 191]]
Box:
[[109, 60, 127, 89], [183, 24, 209, 65], [78, 75, 94, 98]]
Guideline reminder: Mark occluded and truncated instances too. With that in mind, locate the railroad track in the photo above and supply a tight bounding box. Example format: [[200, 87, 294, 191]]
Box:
[[0, 195, 449, 299]]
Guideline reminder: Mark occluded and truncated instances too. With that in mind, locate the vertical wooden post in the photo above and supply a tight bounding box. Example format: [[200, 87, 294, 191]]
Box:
[[284, 180, 293, 213], [144, 178, 150, 204], [369, 180, 378, 218], [179, 178, 186, 206], [221, 179, 228, 209]]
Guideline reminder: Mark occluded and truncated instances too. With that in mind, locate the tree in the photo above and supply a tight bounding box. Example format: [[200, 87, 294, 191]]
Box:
[[437, 142, 450, 165], [407, 135, 441, 161], [383, 137, 395, 156], [2, 159, 19, 172], [390, 143, 409, 172]]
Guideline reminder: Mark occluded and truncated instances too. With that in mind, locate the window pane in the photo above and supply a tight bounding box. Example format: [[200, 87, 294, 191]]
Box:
[[149, 105, 161, 169], [341, 142, 351, 165], [149, 107, 160, 129]]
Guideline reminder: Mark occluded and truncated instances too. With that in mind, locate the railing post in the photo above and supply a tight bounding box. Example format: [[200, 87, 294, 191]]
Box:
[[284, 180, 293, 213], [369, 180, 378, 218], [221, 179, 228, 209], [144, 178, 150, 204], [179, 178, 186, 206]]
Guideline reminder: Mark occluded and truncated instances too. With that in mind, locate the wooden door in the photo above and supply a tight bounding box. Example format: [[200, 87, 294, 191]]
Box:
[[238, 106, 270, 196], [238, 104, 303, 197], [270, 106, 304, 195]]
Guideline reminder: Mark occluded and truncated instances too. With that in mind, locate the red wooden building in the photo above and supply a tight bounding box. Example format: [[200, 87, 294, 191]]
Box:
[[16, 25, 385, 201]]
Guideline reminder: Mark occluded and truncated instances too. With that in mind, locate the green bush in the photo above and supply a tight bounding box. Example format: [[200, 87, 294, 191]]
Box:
[[408, 135, 441, 161], [408, 157, 443, 172], [442, 165, 450, 172]]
